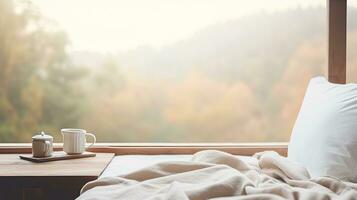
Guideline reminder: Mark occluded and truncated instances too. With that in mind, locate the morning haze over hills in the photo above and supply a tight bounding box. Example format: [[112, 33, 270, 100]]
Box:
[[69, 7, 357, 142], [73, 7, 330, 77], [2, 1, 357, 142]]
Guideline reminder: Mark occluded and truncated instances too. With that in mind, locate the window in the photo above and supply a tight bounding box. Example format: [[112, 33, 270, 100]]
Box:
[[1, 0, 326, 143]]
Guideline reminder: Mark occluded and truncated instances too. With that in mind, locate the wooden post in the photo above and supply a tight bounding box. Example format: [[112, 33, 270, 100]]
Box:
[[328, 0, 347, 84]]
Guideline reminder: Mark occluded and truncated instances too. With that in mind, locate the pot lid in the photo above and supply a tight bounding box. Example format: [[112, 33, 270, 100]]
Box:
[[32, 131, 53, 140]]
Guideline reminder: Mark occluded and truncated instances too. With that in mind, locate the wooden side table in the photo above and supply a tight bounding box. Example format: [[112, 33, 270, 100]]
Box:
[[0, 153, 114, 200]]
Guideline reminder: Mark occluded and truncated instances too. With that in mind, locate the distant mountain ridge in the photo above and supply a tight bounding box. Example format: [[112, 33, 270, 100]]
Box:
[[71, 7, 357, 85]]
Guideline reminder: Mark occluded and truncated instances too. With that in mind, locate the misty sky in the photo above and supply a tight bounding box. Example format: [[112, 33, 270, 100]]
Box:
[[31, 0, 327, 53]]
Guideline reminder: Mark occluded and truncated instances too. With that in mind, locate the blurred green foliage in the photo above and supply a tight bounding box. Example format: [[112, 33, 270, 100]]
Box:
[[0, 0, 86, 142]]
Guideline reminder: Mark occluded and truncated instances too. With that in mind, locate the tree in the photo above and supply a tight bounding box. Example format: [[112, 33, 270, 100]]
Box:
[[0, 0, 86, 142]]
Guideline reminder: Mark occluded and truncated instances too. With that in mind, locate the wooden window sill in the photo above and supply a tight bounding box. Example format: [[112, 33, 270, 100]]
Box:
[[0, 143, 288, 156]]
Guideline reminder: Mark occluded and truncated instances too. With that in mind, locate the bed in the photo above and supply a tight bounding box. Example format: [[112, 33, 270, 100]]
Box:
[[100, 154, 256, 178], [77, 77, 357, 199], [77, 150, 357, 200]]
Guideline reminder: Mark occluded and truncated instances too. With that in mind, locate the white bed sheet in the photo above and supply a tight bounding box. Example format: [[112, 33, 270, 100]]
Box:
[[100, 154, 257, 178]]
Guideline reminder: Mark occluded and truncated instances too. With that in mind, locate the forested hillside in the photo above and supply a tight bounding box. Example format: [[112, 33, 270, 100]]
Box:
[[2, 0, 357, 142]]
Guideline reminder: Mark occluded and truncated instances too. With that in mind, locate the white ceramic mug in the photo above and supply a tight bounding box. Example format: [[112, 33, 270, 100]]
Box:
[[61, 128, 96, 154]]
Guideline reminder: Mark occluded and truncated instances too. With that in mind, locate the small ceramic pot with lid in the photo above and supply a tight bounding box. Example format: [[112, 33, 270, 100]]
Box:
[[32, 131, 53, 158]]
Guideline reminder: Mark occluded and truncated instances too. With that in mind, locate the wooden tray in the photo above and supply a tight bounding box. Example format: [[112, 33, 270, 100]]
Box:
[[19, 151, 96, 163]]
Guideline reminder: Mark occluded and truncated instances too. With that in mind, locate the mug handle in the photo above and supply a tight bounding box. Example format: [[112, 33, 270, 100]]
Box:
[[85, 133, 96, 150]]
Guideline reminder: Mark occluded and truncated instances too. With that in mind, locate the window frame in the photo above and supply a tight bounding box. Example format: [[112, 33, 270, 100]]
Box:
[[0, 0, 346, 155], [328, 0, 347, 84]]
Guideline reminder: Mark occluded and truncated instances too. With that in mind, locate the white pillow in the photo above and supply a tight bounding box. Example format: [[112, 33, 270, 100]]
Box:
[[288, 77, 357, 182]]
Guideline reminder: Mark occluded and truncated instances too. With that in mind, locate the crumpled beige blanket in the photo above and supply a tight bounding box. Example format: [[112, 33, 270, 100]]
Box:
[[78, 150, 357, 200]]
